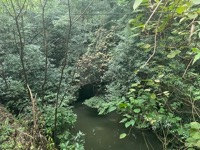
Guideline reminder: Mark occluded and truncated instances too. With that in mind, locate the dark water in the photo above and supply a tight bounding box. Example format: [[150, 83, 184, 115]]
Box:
[[73, 103, 162, 150]]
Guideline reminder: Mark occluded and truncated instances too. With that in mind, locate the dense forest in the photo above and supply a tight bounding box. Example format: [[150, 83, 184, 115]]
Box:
[[0, 0, 200, 149]]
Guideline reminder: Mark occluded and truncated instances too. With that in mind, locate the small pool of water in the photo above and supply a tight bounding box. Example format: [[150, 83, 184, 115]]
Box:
[[73, 102, 162, 150]]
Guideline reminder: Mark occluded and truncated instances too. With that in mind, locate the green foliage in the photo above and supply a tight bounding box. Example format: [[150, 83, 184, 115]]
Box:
[[119, 133, 127, 139], [43, 106, 76, 131], [59, 131, 85, 150], [0, 119, 15, 149], [83, 96, 105, 109], [0, 117, 31, 149], [167, 50, 181, 59], [186, 122, 200, 149], [41, 105, 85, 150], [0, 0, 199, 149], [133, 0, 143, 10], [192, 48, 200, 65], [83, 96, 118, 115], [94, 0, 200, 149]]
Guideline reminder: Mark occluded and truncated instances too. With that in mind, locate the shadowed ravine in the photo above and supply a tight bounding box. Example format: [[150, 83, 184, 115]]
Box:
[[73, 102, 162, 150]]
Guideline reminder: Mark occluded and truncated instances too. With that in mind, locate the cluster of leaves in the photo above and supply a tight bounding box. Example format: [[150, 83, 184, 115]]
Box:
[[0, 0, 199, 149], [0, 0, 137, 149], [0, 0, 86, 149], [186, 122, 200, 148], [0, 119, 17, 149], [113, 0, 200, 149], [83, 0, 200, 149]]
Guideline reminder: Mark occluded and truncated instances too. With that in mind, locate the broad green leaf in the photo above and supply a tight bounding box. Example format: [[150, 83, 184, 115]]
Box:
[[98, 108, 106, 115], [133, 0, 143, 10], [163, 91, 170, 96], [119, 103, 127, 108], [192, 132, 200, 140], [130, 88, 136, 92], [194, 96, 200, 101], [192, 53, 200, 65], [190, 122, 200, 130], [158, 16, 170, 32], [196, 140, 200, 148], [154, 79, 160, 83], [144, 89, 151, 92], [131, 83, 139, 87], [191, 0, 200, 5], [130, 25, 144, 31], [125, 122, 130, 128], [130, 120, 135, 126], [187, 13, 198, 19], [179, 17, 186, 23], [176, 6, 187, 14], [125, 120, 135, 128], [167, 50, 181, 58], [120, 118, 128, 123], [108, 106, 116, 112], [142, 44, 151, 49], [133, 108, 141, 113], [150, 93, 156, 100], [119, 133, 127, 139], [123, 114, 132, 118], [192, 48, 200, 53]]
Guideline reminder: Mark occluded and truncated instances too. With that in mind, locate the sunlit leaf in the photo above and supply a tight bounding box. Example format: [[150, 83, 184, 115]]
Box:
[[119, 103, 127, 108], [158, 16, 170, 32], [167, 50, 181, 58], [125, 120, 135, 128], [191, 0, 200, 5], [176, 6, 187, 14], [123, 114, 132, 118], [150, 119, 156, 125], [108, 106, 116, 112], [192, 53, 200, 65], [179, 17, 186, 23], [131, 83, 139, 87], [144, 89, 151, 92], [119, 133, 127, 139], [133, 108, 141, 113], [98, 108, 106, 115], [187, 13, 198, 19], [190, 122, 200, 130], [192, 132, 200, 140], [192, 48, 200, 53], [150, 93, 156, 100], [142, 44, 151, 49], [154, 79, 160, 83], [194, 96, 200, 101], [196, 140, 200, 148], [120, 118, 128, 123], [133, 0, 143, 10], [130, 88, 136, 92], [163, 91, 170, 96]]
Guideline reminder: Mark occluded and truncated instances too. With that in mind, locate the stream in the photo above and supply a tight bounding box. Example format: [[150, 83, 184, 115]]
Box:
[[73, 102, 162, 150]]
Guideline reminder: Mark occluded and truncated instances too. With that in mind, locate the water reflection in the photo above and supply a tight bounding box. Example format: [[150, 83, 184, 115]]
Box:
[[73, 103, 162, 150]]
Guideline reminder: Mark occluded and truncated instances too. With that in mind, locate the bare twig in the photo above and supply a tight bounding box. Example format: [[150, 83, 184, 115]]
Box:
[[73, 0, 94, 24], [27, 84, 38, 146], [27, 84, 37, 132], [143, 0, 163, 30], [182, 58, 193, 78], [141, 30, 158, 68]]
